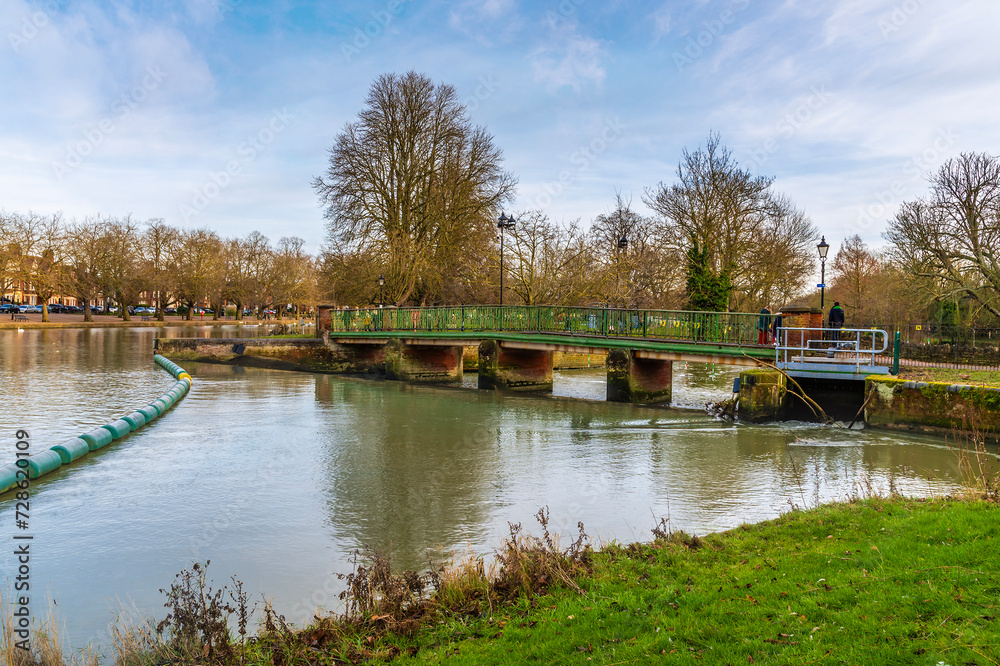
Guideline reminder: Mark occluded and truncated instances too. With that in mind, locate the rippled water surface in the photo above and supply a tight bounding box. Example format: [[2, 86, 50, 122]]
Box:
[[0, 326, 973, 650]]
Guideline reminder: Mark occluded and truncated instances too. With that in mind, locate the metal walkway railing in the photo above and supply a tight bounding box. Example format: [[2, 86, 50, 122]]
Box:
[[775, 326, 896, 380]]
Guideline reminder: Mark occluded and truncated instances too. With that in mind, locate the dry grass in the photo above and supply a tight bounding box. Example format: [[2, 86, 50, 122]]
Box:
[[0, 590, 97, 666], [948, 416, 1000, 502]]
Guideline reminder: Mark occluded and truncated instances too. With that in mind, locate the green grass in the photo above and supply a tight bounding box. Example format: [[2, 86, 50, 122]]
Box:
[[899, 367, 1000, 387], [385, 498, 1000, 665], [8, 498, 999, 665]]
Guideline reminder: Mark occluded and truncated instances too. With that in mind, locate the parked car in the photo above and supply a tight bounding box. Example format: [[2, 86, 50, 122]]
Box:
[[164, 308, 177, 315], [0, 304, 15, 313], [24, 305, 42, 314], [65, 305, 81, 314], [91, 306, 104, 314], [47, 304, 64, 314]]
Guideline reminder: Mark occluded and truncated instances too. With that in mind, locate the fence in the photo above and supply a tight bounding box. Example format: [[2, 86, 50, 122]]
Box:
[[857, 323, 1000, 370], [325, 305, 765, 347]]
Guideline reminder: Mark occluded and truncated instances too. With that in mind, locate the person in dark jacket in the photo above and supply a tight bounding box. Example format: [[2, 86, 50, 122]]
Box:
[[757, 305, 772, 345], [828, 302, 845, 341], [771, 310, 783, 345]]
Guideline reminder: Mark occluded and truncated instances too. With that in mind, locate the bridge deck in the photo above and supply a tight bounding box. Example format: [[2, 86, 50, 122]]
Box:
[[329, 329, 775, 365]]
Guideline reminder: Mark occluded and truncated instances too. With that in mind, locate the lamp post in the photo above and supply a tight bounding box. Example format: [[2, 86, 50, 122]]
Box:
[[617, 235, 628, 307], [377, 273, 385, 308], [498, 212, 516, 306], [817, 236, 830, 311]]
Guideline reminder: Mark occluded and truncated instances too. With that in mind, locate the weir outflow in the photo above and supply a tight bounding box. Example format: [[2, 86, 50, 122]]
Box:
[[0, 354, 192, 496]]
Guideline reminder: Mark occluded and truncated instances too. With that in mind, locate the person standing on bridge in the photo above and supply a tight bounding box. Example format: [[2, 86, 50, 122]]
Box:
[[757, 305, 772, 345], [829, 301, 845, 341], [771, 310, 783, 346]]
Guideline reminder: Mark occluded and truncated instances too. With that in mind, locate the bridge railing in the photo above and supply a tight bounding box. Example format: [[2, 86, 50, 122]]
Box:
[[327, 305, 765, 347]]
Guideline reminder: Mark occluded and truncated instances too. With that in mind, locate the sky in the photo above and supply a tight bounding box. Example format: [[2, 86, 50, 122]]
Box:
[[2, 0, 999, 262]]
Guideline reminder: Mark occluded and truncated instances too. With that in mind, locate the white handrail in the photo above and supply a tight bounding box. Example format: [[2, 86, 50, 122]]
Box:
[[775, 327, 890, 367]]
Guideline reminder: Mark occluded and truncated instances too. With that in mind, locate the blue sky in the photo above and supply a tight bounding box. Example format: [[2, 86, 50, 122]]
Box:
[[2, 0, 998, 259]]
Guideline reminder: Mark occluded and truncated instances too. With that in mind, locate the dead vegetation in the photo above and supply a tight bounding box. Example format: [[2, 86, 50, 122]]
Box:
[[80, 507, 594, 665], [0, 590, 97, 666]]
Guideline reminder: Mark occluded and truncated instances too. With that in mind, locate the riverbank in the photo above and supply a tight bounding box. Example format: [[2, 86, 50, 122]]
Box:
[[898, 366, 1000, 387], [15, 495, 998, 665], [0, 315, 295, 331]]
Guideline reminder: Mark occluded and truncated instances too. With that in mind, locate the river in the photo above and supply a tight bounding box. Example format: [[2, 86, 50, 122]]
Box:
[[0, 326, 972, 652]]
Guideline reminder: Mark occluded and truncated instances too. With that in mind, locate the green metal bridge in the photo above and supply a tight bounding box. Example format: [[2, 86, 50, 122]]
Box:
[[322, 305, 779, 365]]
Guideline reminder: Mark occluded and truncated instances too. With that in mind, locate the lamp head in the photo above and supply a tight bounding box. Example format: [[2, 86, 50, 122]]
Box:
[[817, 236, 830, 260]]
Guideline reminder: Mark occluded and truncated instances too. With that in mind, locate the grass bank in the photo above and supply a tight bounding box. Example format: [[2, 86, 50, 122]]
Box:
[[899, 367, 1000, 387], [7, 496, 999, 665], [391, 497, 1000, 665]]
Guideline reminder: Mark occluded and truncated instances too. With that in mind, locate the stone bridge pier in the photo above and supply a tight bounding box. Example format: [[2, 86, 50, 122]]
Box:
[[384, 339, 464, 383], [606, 349, 673, 404], [477, 340, 553, 392]]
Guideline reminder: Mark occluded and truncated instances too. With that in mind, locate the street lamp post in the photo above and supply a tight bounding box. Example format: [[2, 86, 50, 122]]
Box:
[[377, 273, 385, 308], [817, 236, 830, 312], [498, 212, 516, 306]]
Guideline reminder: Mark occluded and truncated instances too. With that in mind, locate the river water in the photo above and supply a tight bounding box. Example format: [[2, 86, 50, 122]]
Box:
[[0, 326, 974, 652]]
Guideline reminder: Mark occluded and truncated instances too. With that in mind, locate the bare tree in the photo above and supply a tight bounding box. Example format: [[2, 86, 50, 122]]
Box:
[[590, 192, 684, 308], [885, 152, 1000, 319], [65, 217, 112, 321], [142, 219, 180, 320], [829, 234, 881, 322], [270, 236, 315, 320], [175, 228, 223, 320], [7, 212, 65, 321], [313, 71, 516, 305], [97, 216, 144, 320], [644, 133, 817, 311], [227, 231, 271, 319], [735, 196, 816, 311], [0, 212, 17, 304], [505, 211, 596, 306]]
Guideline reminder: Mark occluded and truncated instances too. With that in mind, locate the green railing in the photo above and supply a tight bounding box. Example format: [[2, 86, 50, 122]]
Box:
[[326, 305, 766, 348]]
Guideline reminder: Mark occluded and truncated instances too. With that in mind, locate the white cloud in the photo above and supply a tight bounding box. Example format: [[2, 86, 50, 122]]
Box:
[[531, 23, 607, 92], [448, 0, 521, 46]]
